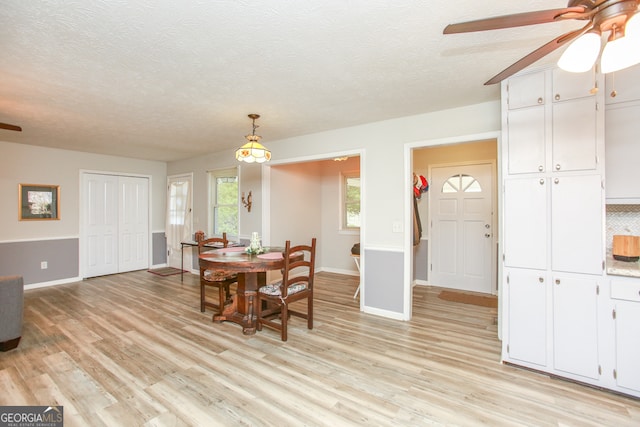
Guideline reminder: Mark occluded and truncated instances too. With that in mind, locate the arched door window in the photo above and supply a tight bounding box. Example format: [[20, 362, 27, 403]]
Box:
[[441, 173, 482, 193]]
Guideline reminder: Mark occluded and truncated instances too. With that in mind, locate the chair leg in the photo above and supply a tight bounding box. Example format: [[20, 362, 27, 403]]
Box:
[[281, 303, 288, 341], [200, 282, 205, 312], [308, 296, 313, 330]]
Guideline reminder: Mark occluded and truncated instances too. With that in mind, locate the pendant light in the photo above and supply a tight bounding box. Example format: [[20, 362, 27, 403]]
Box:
[[235, 114, 271, 163]]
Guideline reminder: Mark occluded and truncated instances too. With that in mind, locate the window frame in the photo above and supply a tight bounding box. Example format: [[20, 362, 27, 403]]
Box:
[[208, 167, 239, 237], [340, 171, 361, 232]]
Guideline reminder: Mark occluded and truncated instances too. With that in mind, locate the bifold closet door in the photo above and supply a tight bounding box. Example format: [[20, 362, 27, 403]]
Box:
[[118, 176, 149, 273], [83, 173, 149, 278], [84, 174, 119, 278]]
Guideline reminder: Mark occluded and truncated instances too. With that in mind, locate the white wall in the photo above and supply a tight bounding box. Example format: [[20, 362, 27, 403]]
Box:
[[0, 140, 167, 241], [270, 162, 322, 248]]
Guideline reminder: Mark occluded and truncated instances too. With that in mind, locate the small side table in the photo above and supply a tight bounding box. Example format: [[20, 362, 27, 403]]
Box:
[[352, 254, 361, 299]]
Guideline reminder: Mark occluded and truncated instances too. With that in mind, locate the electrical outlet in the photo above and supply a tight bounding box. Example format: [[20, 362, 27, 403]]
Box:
[[41, 261, 48, 269], [392, 221, 403, 233]]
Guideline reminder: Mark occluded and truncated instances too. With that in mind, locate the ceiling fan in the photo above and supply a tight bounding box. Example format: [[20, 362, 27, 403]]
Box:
[[443, 0, 640, 85], [0, 123, 22, 132]]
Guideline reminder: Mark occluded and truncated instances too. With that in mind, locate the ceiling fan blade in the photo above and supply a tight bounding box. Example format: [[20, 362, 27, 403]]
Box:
[[443, 6, 586, 34], [0, 122, 22, 132], [484, 25, 591, 85]]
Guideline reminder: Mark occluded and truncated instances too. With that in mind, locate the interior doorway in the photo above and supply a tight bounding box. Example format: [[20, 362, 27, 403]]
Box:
[[405, 133, 500, 322]]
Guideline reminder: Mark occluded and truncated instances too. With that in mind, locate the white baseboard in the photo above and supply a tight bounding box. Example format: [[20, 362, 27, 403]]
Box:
[[317, 266, 359, 276], [24, 276, 82, 290]]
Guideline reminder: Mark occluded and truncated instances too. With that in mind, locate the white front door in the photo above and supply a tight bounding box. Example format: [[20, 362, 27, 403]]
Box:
[[166, 174, 193, 270], [429, 163, 494, 293]]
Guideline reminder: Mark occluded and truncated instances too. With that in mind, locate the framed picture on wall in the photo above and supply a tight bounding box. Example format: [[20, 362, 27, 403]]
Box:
[[18, 184, 60, 220]]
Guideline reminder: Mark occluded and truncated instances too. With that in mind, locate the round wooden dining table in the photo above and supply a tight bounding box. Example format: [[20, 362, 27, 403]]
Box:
[[199, 246, 300, 335]]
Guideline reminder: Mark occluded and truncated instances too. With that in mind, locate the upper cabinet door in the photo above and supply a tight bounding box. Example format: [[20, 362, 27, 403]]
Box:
[[552, 67, 597, 102], [507, 106, 546, 174], [605, 63, 640, 105], [507, 72, 545, 110], [552, 96, 598, 172]]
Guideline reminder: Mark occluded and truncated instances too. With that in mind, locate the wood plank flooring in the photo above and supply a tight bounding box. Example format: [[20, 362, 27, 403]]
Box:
[[1, 271, 639, 426]]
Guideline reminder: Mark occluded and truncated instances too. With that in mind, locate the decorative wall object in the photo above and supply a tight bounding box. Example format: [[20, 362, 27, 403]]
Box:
[[18, 184, 60, 220]]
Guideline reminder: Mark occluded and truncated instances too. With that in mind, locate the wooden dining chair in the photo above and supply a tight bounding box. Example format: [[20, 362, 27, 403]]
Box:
[[256, 238, 316, 341], [198, 233, 236, 314]]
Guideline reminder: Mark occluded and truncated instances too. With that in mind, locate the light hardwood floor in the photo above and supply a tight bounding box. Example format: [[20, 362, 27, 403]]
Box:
[[1, 271, 639, 426]]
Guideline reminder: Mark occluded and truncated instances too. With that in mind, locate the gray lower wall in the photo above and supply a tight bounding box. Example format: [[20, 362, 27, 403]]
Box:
[[414, 238, 428, 282], [1, 233, 167, 286], [364, 248, 404, 314], [152, 232, 167, 266], [0, 238, 79, 285]]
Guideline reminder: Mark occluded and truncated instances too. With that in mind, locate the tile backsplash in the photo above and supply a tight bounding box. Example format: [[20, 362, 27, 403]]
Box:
[[606, 205, 640, 250]]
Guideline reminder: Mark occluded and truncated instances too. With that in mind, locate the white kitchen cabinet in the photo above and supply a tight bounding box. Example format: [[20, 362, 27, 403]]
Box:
[[552, 274, 600, 380], [604, 63, 640, 105], [552, 67, 596, 102], [611, 278, 640, 394], [503, 174, 603, 275], [551, 97, 598, 172], [501, 65, 611, 393], [507, 71, 546, 110], [605, 102, 640, 202], [505, 68, 599, 175], [503, 177, 547, 269], [550, 174, 604, 275], [505, 268, 547, 366], [506, 106, 546, 174]]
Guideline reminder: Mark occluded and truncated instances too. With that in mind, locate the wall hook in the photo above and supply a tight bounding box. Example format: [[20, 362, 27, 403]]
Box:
[[241, 191, 252, 212]]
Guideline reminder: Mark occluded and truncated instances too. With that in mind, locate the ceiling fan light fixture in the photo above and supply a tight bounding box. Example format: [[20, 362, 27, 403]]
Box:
[[601, 25, 640, 74], [625, 11, 640, 39], [235, 114, 271, 164], [558, 31, 602, 73]]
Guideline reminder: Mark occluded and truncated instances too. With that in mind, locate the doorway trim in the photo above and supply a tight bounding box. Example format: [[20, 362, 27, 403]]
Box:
[[403, 131, 501, 322], [262, 148, 365, 309]]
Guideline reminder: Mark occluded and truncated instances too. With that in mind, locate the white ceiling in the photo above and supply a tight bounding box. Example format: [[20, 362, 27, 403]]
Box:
[[0, 1, 583, 162]]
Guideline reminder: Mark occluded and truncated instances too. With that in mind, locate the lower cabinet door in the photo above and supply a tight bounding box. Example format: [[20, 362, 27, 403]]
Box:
[[506, 268, 547, 366], [553, 274, 600, 379], [615, 301, 640, 392]]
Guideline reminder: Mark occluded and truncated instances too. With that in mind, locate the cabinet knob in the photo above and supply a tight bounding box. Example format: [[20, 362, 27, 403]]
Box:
[[555, 164, 561, 171], [539, 277, 544, 283], [538, 165, 543, 172], [555, 94, 560, 101], [555, 279, 561, 285], [554, 178, 559, 184], [539, 179, 545, 185], [538, 97, 543, 104]]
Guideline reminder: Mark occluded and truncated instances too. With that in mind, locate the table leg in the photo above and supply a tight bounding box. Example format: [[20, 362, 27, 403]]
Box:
[[214, 271, 266, 335], [181, 243, 184, 282]]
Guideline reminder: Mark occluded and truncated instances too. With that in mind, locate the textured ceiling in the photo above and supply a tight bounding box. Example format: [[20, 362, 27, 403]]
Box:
[[0, 1, 583, 162]]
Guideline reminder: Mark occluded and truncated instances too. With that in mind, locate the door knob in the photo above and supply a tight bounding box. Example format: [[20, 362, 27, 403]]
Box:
[[485, 233, 491, 238]]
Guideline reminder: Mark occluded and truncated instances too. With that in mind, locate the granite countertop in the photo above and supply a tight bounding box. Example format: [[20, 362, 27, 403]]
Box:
[[606, 254, 640, 278]]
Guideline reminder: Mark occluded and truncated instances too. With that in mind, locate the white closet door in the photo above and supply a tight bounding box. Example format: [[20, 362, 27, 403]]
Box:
[[84, 174, 119, 278], [118, 176, 149, 272]]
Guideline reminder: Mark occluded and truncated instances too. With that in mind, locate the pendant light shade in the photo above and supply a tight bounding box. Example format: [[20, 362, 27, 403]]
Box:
[[235, 114, 271, 163], [557, 31, 602, 73]]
